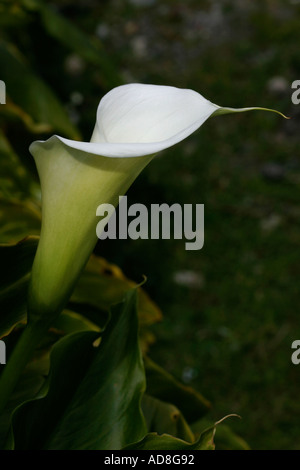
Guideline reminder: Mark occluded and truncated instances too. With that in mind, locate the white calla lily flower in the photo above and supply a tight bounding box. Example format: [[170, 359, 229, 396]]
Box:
[[28, 83, 284, 324], [0, 83, 286, 415]]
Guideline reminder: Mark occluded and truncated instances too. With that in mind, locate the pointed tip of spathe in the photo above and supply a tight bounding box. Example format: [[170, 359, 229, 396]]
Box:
[[261, 108, 290, 120], [213, 106, 289, 120]]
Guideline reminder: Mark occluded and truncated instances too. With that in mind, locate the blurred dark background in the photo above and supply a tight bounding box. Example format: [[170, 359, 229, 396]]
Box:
[[1, 0, 300, 449]]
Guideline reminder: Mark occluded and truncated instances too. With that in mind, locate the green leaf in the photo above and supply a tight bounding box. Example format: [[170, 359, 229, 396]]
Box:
[[0, 101, 54, 134], [144, 357, 211, 423], [70, 254, 162, 353], [123, 426, 216, 450], [0, 237, 39, 337], [0, 130, 40, 201], [191, 418, 250, 450], [123, 415, 241, 450], [0, 41, 79, 139], [142, 394, 194, 443], [0, 237, 99, 338], [0, 130, 41, 242], [0, 327, 61, 449], [0, 200, 41, 244], [0, 236, 38, 291], [53, 309, 101, 335], [72, 254, 162, 328], [11, 289, 147, 450], [0, 277, 28, 339], [213, 106, 288, 119]]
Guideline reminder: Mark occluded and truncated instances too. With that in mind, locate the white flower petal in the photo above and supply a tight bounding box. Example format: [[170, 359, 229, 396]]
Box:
[[30, 84, 220, 158]]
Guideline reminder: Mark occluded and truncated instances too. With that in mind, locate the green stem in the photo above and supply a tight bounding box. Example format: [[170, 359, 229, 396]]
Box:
[[0, 321, 46, 415]]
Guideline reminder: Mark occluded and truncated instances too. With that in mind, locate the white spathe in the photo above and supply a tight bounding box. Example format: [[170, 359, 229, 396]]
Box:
[[31, 84, 222, 158]]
